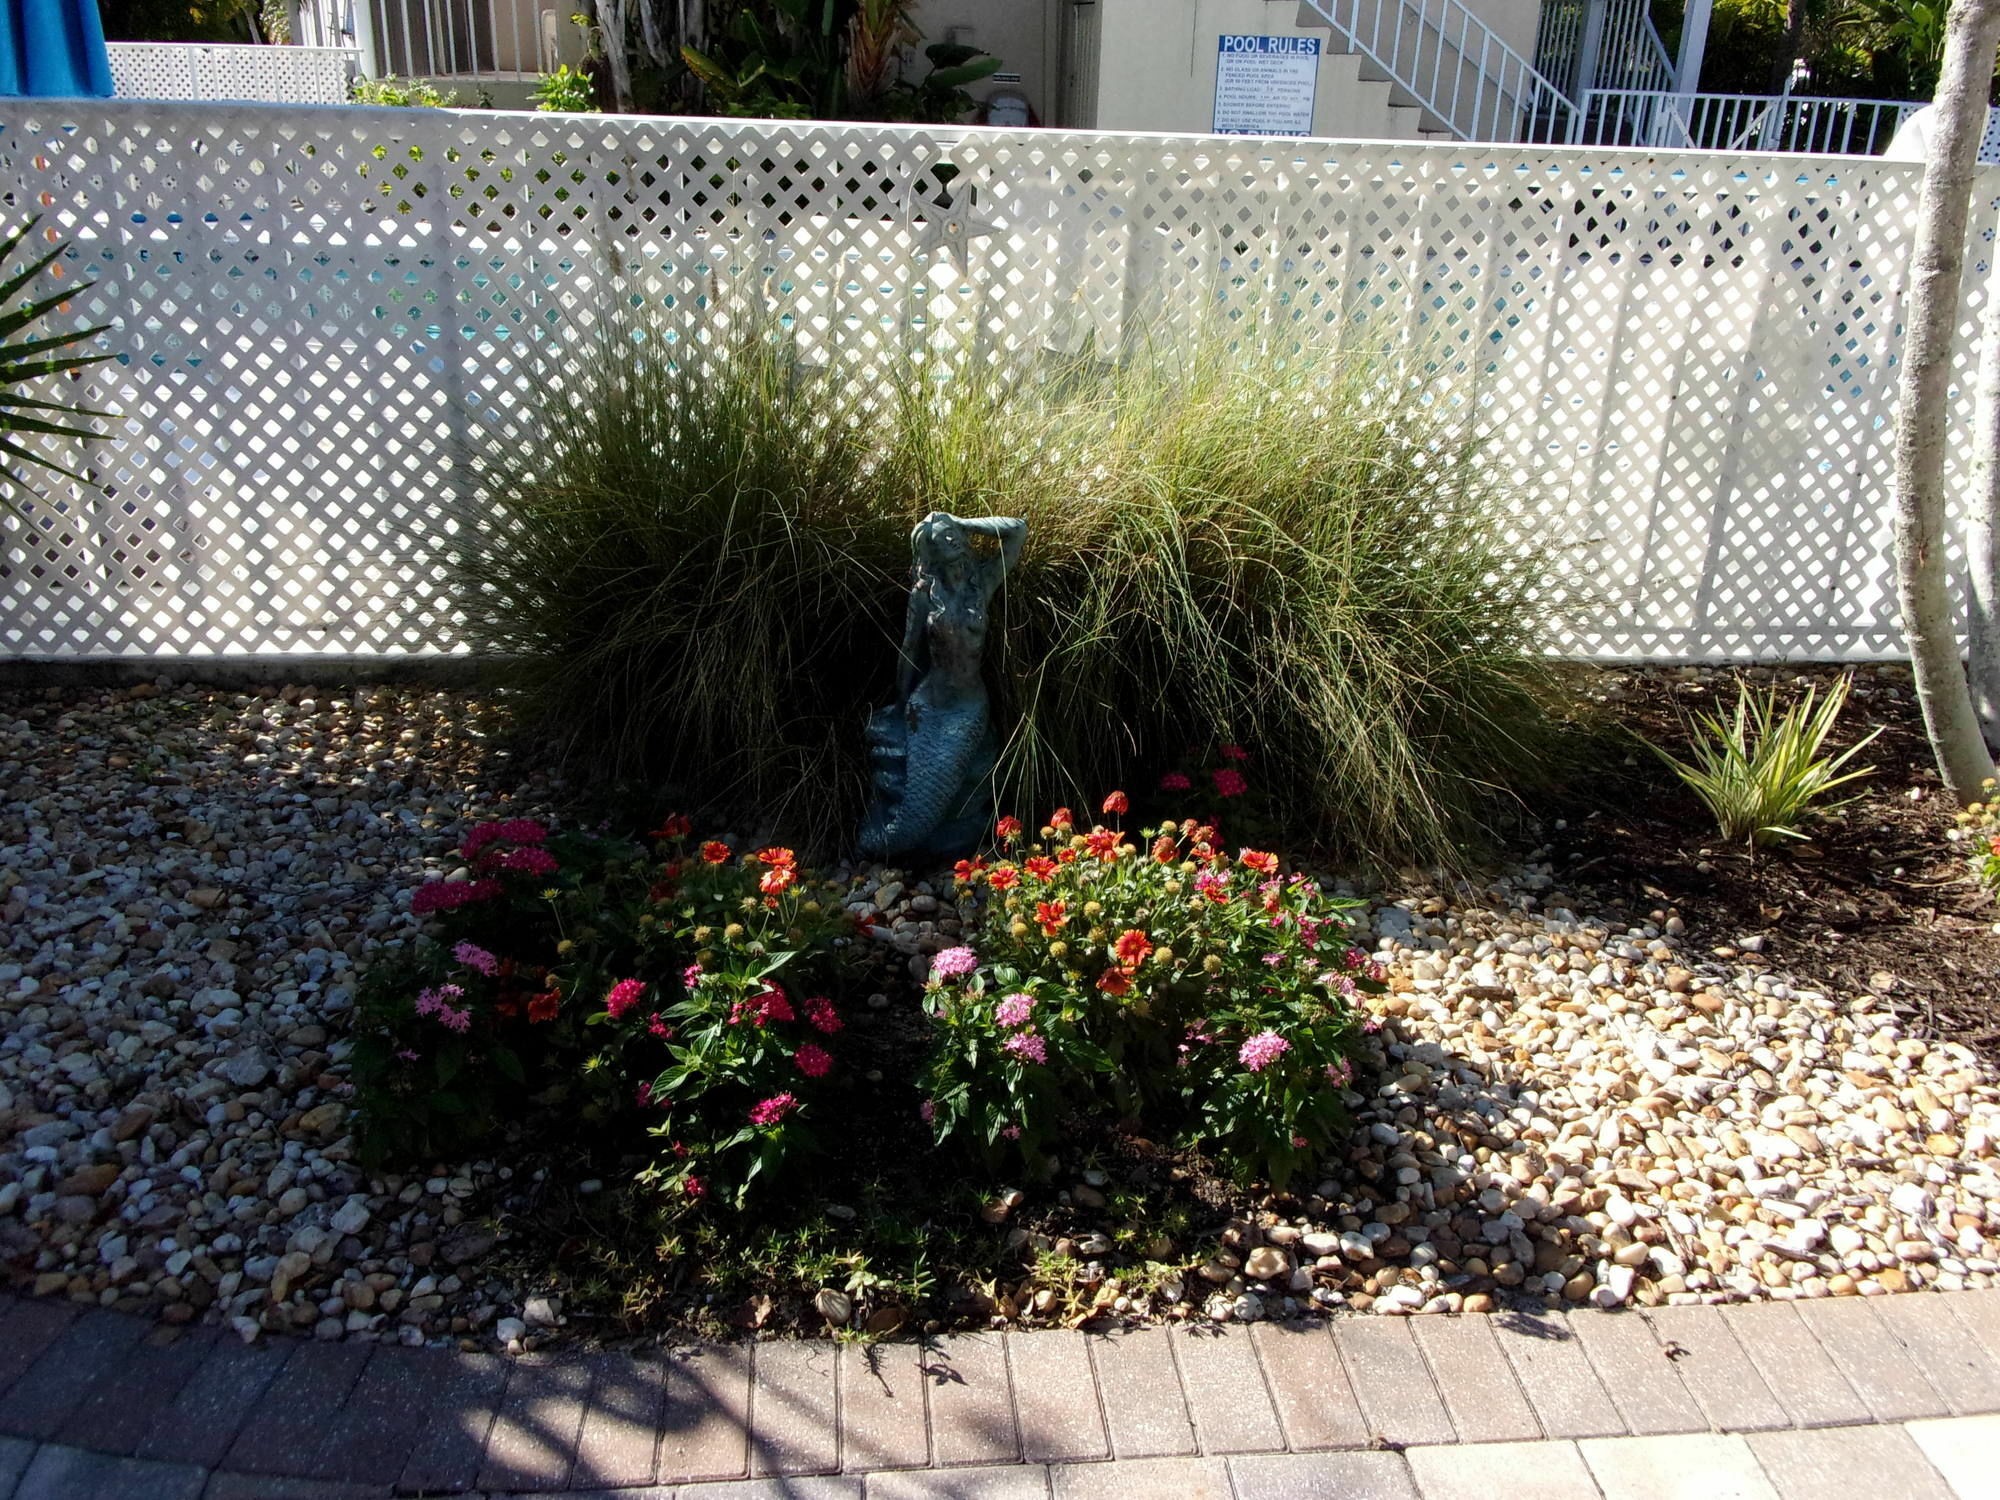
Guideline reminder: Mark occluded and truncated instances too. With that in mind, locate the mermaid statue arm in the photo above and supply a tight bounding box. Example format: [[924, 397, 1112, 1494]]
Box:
[[958, 515, 1027, 577], [893, 577, 929, 699]]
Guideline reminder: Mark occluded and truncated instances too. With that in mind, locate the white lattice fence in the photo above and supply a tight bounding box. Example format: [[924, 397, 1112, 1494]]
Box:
[[2, 99, 1996, 660], [106, 45, 355, 106]]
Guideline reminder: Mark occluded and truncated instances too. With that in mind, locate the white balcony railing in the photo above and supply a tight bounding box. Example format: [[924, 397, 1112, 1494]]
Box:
[[1572, 89, 1942, 156], [1300, 0, 1576, 141]]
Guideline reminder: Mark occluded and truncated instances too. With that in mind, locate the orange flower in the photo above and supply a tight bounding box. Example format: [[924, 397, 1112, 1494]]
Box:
[[755, 845, 797, 869], [700, 840, 731, 864], [1035, 899, 1067, 936], [1191, 841, 1218, 865], [1101, 790, 1129, 815], [953, 856, 988, 883], [528, 987, 561, 1023], [1239, 848, 1278, 875], [759, 865, 796, 897], [1050, 807, 1074, 832], [1192, 824, 1218, 845], [651, 813, 693, 839], [1024, 855, 1058, 882], [996, 816, 1024, 841], [1085, 828, 1119, 861], [1096, 967, 1133, 996], [1112, 929, 1153, 968], [1057, 848, 1079, 864], [1151, 835, 1178, 864], [988, 865, 1021, 891]]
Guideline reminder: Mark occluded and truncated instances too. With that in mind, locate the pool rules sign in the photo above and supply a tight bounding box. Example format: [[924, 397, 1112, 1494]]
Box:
[[1213, 35, 1320, 135]]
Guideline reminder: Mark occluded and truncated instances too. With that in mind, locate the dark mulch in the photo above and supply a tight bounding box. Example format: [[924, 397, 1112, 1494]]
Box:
[[1536, 662, 2000, 1063]]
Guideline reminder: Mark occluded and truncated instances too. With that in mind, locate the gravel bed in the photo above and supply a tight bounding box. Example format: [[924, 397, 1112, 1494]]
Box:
[[0, 679, 1995, 1352]]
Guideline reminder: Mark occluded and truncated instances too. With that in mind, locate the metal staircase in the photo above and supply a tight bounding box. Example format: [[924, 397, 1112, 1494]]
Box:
[[1294, 0, 1578, 142]]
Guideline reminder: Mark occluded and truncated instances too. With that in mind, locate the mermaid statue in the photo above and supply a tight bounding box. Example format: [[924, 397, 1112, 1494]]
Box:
[[858, 512, 1027, 860]]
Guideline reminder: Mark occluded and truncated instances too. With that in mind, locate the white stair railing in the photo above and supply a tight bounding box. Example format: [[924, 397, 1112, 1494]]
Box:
[[1574, 90, 1944, 156], [1299, 0, 1576, 141]]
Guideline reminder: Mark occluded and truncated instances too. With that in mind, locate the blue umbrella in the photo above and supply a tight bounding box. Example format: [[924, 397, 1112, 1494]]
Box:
[[2, 0, 116, 97]]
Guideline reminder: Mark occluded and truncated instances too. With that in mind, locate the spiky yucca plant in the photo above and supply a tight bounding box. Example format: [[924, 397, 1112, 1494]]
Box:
[[0, 218, 115, 514]]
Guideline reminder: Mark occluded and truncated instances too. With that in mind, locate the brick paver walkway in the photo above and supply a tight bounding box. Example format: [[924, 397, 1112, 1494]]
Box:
[[1, 1288, 1998, 1498]]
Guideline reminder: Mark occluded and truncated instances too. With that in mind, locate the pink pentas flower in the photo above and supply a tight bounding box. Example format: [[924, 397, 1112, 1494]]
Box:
[[496, 846, 560, 876], [804, 996, 842, 1034], [930, 946, 978, 980], [1292, 1134, 1309, 1148], [682, 962, 705, 991], [794, 1042, 833, 1077], [1002, 1124, 1022, 1139], [452, 940, 500, 976], [647, 1012, 674, 1039], [396, 1048, 420, 1062], [1158, 771, 1192, 792], [605, 978, 646, 1020], [994, 992, 1034, 1028], [462, 818, 550, 858], [1003, 1031, 1048, 1064], [919, 1099, 936, 1123], [1212, 768, 1248, 798], [411, 878, 503, 915], [1326, 1057, 1355, 1084], [683, 1176, 705, 1198], [1219, 744, 1250, 762], [1238, 1029, 1290, 1072], [729, 986, 794, 1027], [749, 1092, 799, 1126]]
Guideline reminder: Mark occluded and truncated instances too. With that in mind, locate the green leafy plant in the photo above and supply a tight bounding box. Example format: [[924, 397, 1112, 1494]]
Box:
[[351, 814, 853, 1210], [1954, 778, 2000, 896], [920, 799, 1381, 1188], [682, 0, 845, 118], [1, 218, 115, 515], [885, 41, 1002, 122], [533, 63, 600, 112], [1645, 675, 1879, 847], [352, 74, 459, 107]]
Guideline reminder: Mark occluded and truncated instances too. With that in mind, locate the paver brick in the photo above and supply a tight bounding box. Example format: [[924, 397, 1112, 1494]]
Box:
[[1579, 1432, 1779, 1499], [865, 1462, 1051, 1498], [1792, 1298, 1950, 1423], [14, 1444, 206, 1500], [1570, 1308, 1706, 1437], [674, 1477, 862, 1499], [1905, 1415, 2000, 1500], [1333, 1317, 1454, 1448], [0, 1307, 149, 1441], [310, 1343, 445, 1486], [1171, 1327, 1283, 1455], [1405, 1439, 1600, 1500], [134, 1334, 293, 1469], [1641, 1305, 1789, 1433], [0, 1301, 77, 1404], [1007, 1330, 1108, 1464], [477, 1356, 593, 1492], [1226, 1450, 1420, 1500], [1249, 1321, 1368, 1451], [1956, 1287, 2000, 1369], [661, 1344, 753, 1484], [925, 1333, 1018, 1467], [1721, 1301, 1869, 1429], [1491, 1311, 1624, 1440], [1868, 1292, 2000, 1417], [1087, 1327, 1196, 1459], [204, 1473, 386, 1499], [748, 1339, 840, 1477], [571, 1352, 667, 1489], [1052, 1454, 1231, 1499], [840, 1340, 929, 1473], [223, 1339, 369, 1477], [1410, 1314, 1541, 1444], [1747, 1424, 1955, 1500], [391, 1349, 509, 1495], [56, 1326, 215, 1456]]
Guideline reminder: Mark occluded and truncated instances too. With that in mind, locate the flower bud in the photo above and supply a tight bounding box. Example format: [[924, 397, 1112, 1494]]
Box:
[[693, 925, 713, 943], [1083, 901, 1102, 917], [803, 900, 822, 914], [1153, 946, 1175, 965], [723, 923, 746, 941], [1088, 925, 1107, 944], [1203, 954, 1223, 974], [1011, 921, 1030, 939], [1048, 941, 1069, 959]]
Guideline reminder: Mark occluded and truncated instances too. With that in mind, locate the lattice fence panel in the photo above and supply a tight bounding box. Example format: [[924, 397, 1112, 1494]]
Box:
[[2, 99, 1996, 660], [107, 44, 356, 106]]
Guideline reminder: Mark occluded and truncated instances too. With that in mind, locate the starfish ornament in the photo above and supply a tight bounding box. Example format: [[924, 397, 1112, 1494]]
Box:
[[904, 176, 999, 278]]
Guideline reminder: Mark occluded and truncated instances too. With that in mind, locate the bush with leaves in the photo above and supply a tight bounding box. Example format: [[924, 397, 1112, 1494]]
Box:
[[353, 817, 853, 1209], [918, 796, 1381, 1188]]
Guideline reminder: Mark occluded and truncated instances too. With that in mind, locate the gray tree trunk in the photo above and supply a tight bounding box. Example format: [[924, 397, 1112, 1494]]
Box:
[[1970, 266, 2000, 747], [601, 0, 635, 111], [1894, 0, 2000, 803]]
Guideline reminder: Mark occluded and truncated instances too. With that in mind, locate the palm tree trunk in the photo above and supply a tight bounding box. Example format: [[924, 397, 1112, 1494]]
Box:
[[1894, 0, 2000, 802]]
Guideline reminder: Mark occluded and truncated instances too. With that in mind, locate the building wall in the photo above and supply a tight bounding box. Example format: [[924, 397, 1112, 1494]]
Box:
[[908, 0, 1063, 124]]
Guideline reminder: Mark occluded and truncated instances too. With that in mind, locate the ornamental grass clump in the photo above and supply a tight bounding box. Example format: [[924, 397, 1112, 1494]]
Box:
[[879, 332, 1573, 865], [452, 320, 908, 849], [920, 796, 1384, 1187]]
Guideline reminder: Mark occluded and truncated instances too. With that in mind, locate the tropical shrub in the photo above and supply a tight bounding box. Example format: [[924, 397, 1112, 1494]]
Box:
[[919, 797, 1382, 1188], [352, 816, 853, 1208], [532, 63, 600, 111], [1644, 675, 1878, 847], [1956, 779, 2000, 897], [1, 218, 116, 515], [352, 75, 460, 107]]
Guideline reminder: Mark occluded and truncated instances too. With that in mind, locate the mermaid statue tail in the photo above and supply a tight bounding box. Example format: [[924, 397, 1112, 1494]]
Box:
[[857, 696, 995, 858]]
